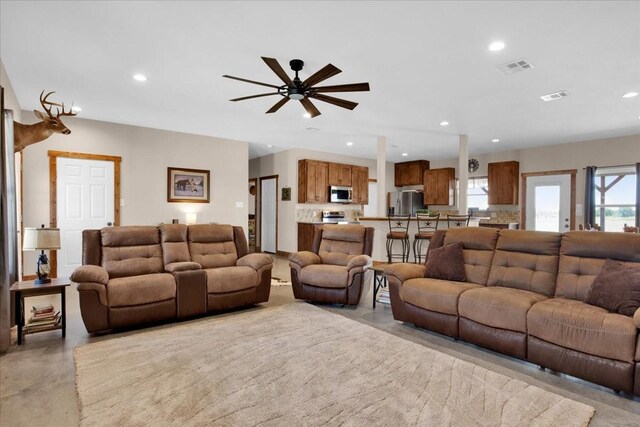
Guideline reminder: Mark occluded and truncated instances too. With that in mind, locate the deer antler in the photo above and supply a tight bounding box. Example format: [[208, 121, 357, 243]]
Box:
[[56, 102, 77, 117], [39, 90, 63, 118]]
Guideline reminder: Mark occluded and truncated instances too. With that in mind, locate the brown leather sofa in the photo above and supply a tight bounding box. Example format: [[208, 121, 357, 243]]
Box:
[[386, 228, 640, 395], [289, 224, 374, 305], [70, 224, 272, 333]]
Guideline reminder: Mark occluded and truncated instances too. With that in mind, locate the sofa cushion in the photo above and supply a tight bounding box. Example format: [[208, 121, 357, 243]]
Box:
[[528, 298, 638, 363], [488, 230, 562, 297], [318, 225, 366, 266], [443, 227, 499, 285], [459, 287, 547, 333], [188, 224, 238, 268], [101, 226, 164, 278], [206, 266, 257, 293], [300, 264, 349, 288], [584, 259, 640, 316], [107, 273, 175, 307], [424, 243, 466, 282], [159, 224, 190, 265], [555, 231, 640, 300], [400, 278, 482, 315]]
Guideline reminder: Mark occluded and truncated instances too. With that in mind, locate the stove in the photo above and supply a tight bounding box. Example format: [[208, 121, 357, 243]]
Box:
[[322, 210, 347, 223]]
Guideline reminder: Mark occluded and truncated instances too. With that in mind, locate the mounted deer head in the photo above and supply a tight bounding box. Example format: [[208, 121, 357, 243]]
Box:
[[13, 91, 77, 152]]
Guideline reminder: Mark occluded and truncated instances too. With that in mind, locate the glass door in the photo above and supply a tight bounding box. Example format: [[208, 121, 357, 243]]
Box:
[[525, 174, 571, 232]]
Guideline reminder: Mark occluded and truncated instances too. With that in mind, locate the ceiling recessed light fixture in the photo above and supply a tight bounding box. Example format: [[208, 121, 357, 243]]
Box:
[[267, 144, 273, 148], [133, 74, 147, 82], [622, 92, 639, 98], [402, 152, 408, 157], [71, 106, 82, 113], [346, 141, 353, 146], [489, 41, 505, 52], [440, 121, 449, 127], [492, 138, 500, 143], [303, 113, 311, 118]]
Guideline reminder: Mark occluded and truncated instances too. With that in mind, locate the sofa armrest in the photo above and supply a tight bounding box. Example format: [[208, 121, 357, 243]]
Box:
[[237, 253, 273, 271], [347, 255, 372, 270], [384, 263, 426, 284], [288, 251, 321, 269], [634, 308, 640, 329], [71, 265, 109, 285], [165, 261, 202, 273]]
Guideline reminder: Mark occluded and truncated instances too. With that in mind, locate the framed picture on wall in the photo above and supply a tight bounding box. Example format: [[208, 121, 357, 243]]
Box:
[[167, 167, 210, 203]]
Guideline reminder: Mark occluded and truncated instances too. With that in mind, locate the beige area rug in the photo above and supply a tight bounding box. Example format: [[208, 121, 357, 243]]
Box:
[[271, 277, 291, 286], [74, 304, 595, 426]]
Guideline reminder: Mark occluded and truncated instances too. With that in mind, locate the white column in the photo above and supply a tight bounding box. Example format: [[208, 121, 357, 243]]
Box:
[[377, 136, 387, 217], [458, 135, 469, 215]]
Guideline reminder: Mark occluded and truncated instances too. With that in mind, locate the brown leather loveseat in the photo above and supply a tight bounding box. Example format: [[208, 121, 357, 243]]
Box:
[[386, 228, 640, 395], [71, 224, 272, 333]]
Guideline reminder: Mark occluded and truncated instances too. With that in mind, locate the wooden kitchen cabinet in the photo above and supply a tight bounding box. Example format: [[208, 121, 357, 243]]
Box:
[[328, 163, 352, 186], [298, 159, 329, 203], [423, 167, 455, 205], [351, 165, 369, 205], [297, 223, 318, 251], [488, 161, 519, 205], [395, 160, 430, 187]]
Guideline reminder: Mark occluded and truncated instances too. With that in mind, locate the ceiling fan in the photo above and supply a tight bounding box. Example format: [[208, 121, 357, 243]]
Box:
[[223, 57, 370, 118]]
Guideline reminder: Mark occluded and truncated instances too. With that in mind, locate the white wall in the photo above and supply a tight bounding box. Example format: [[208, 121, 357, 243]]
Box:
[[21, 113, 249, 275], [249, 148, 395, 253], [429, 134, 640, 222]]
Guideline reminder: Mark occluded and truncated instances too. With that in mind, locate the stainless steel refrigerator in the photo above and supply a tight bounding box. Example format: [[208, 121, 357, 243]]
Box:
[[389, 190, 424, 216]]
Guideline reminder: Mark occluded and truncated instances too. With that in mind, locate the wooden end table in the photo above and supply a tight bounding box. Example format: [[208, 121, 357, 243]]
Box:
[[10, 277, 70, 345], [370, 262, 391, 308]]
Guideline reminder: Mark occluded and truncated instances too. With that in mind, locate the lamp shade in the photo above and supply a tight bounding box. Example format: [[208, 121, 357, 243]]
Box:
[[23, 227, 61, 250], [185, 213, 197, 225]]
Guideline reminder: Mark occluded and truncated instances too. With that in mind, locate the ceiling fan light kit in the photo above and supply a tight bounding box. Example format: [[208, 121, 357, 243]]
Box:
[[223, 57, 370, 118]]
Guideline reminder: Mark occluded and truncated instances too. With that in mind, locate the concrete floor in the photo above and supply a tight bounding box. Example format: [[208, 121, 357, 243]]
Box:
[[1, 255, 640, 426]]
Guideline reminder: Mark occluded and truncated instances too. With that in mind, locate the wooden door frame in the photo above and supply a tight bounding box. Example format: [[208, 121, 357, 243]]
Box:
[[258, 174, 278, 254], [521, 169, 577, 231], [45, 150, 121, 279]]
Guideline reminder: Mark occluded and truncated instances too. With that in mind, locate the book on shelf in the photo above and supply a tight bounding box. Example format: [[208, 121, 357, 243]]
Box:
[[28, 311, 60, 326], [32, 304, 54, 315]]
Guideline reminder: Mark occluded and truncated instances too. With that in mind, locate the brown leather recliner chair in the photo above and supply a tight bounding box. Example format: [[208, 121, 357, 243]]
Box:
[[289, 224, 374, 305]]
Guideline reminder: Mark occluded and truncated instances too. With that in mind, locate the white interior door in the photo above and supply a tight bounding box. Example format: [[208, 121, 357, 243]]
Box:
[[526, 174, 571, 232], [260, 177, 277, 253], [57, 157, 114, 277]]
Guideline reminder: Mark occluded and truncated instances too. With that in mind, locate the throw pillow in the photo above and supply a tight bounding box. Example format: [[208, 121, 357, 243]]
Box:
[[584, 259, 640, 316], [424, 242, 467, 282]]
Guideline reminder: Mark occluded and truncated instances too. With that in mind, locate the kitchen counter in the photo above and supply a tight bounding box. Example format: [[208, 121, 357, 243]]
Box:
[[359, 216, 491, 222], [296, 221, 360, 224]]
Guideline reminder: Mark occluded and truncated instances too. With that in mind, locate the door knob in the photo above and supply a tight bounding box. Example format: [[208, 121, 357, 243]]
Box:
[[107, 221, 113, 226], [564, 224, 569, 228], [565, 218, 569, 222]]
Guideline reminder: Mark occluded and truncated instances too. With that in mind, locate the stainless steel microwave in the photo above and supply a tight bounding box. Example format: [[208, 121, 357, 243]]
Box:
[[330, 186, 353, 203]]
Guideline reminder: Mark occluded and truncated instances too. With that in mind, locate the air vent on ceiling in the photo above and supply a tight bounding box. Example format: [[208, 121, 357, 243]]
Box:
[[540, 91, 568, 102], [496, 58, 535, 75], [304, 127, 320, 132]]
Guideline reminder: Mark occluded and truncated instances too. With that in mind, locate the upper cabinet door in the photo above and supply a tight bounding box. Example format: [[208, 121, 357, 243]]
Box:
[[488, 161, 519, 205], [423, 168, 455, 205], [395, 160, 430, 187], [328, 163, 352, 186], [351, 166, 369, 204]]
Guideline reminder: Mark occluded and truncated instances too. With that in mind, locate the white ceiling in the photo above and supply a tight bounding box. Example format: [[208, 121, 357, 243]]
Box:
[[1, 1, 639, 162]]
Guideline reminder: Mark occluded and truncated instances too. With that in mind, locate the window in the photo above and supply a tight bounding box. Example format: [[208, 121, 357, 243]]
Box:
[[456, 177, 489, 210], [594, 166, 637, 232]]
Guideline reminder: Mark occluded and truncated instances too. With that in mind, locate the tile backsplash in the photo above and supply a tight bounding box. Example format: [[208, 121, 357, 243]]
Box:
[[296, 204, 363, 222]]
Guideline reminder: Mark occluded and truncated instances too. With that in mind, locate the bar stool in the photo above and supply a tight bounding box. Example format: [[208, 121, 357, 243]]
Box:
[[386, 214, 411, 263], [447, 214, 471, 228], [413, 213, 440, 264]]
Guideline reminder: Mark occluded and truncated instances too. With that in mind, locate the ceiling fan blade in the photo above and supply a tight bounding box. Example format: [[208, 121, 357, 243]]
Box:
[[302, 64, 342, 88], [300, 98, 321, 118], [266, 97, 290, 114], [309, 93, 358, 110], [230, 92, 280, 102], [261, 57, 293, 86], [223, 75, 280, 89], [311, 82, 370, 93]]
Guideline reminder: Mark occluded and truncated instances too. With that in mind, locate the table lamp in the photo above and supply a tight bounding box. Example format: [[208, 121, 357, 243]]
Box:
[[23, 225, 61, 284]]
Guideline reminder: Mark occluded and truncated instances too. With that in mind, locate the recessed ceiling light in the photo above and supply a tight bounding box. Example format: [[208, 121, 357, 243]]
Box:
[[622, 92, 638, 98], [267, 144, 273, 148], [492, 138, 500, 143], [133, 74, 147, 82], [71, 106, 82, 113], [402, 153, 408, 157], [440, 121, 449, 127], [346, 141, 353, 146], [303, 113, 311, 118], [489, 41, 505, 52]]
